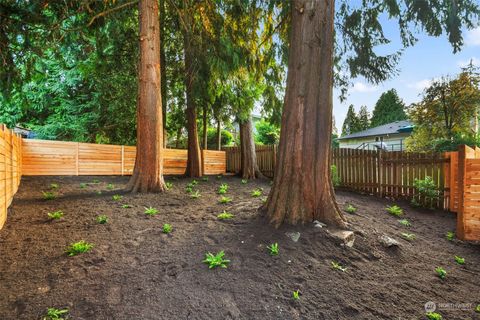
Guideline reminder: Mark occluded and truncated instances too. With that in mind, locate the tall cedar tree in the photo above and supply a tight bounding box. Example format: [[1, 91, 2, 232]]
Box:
[[127, 0, 167, 192], [358, 106, 370, 131], [341, 104, 360, 135], [370, 89, 407, 127]]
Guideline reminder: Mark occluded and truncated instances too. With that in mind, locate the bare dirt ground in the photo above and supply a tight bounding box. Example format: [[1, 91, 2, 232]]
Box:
[[0, 175, 479, 320]]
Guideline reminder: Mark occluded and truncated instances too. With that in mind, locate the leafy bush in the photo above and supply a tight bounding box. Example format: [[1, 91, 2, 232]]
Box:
[[42, 307, 69, 320], [203, 251, 230, 269], [435, 267, 447, 279], [217, 211, 234, 220], [42, 191, 56, 200], [331, 165, 340, 187], [267, 243, 279, 256], [96, 215, 108, 224], [386, 205, 403, 217], [162, 224, 172, 234], [144, 207, 159, 216], [207, 127, 234, 149], [254, 120, 280, 145], [65, 240, 93, 256], [345, 204, 356, 214], [413, 176, 440, 209], [219, 196, 232, 204], [47, 210, 64, 220]]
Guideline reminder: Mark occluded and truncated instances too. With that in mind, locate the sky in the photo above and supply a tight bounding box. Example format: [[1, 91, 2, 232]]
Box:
[[332, 16, 480, 133]]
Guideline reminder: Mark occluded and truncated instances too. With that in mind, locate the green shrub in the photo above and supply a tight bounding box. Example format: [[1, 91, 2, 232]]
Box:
[[345, 204, 356, 214], [96, 215, 108, 224], [42, 191, 56, 200], [219, 196, 232, 204], [386, 205, 403, 217], [267, 243, 279, 256], [190, 190, 201, 199], [331, 165, 340, 187], [66, 240, 93, 256], [42, 307, 69, 320], [112, 194, 122, 201], [413, 176, 440, 209], [47, 210, 64, 220], [251, 189, 262, 197], [254, 120, 280, 145], [165, 182, 173, 190], [203, 251, 230, 269], [107, 183, 114, 190], [144, 207, 159, 216], [217, 211, 234, 220], [218, 183, 229, 194], [162, 223, 172, 234], [206, 127, 233, 149], [454, 256, 465, 265], [435, 267, 447, 279]]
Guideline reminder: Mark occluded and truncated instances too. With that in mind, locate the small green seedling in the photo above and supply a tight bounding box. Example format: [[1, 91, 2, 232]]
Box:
[[345, 204, 357, 214], [217, 211, 234, 220], [435, 267, 447, 279], [331, 261, 347, 272], [190, 190, 201, 199], [410, 198, 421, 207], [262, 197, 267, 204], [107, 183, 114, 190], [426, 312, 442, 320], [162, 223, 172, 234], [97, 190, 102, 195], [144, 207, 159, 216], [446, 231, 455, 241], [475, 305, 480, 313], [454, 256, 465, 265], [65, 240, 93, 256], [96, 215, 108, 224], [112, 194, 122, 201], [292, 290, 300, 301], [218, 183, 229, 194], [202, 177, 209, 182], [185, 185, 193, 193], [42, 307, 69, 320], [219, 196, 232, 204], [400, 232, 416, 241], [251, 189, 262, 197], [203, 251, 230, 269], [47, 210, 64, 220], [42, 191, 56, 200], [217, 175, 222, 179], [79, 183, 87, 189], [241, 179, 248, 184], [92, 179, 100, 184], [121, 204, 132, 208], [386, 205, 403, 217], [398, 219, 411, 227], [50, 183, 59, 190], [191, 179, 198, 186], [165, 182, 173, 190], [267, 243, 279, 256]]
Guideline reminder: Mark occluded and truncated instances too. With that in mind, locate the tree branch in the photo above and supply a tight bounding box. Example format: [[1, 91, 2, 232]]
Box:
[[86, 0, 138, 27]]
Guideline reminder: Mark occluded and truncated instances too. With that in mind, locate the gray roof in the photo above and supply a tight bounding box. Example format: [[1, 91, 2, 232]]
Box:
[[338, 120, 413, 140]]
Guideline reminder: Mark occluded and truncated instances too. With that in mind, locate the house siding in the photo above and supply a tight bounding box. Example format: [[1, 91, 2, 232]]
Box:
[[338, 133, 410, 151]]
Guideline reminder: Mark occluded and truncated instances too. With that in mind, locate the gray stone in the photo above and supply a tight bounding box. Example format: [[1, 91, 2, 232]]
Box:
[[313, 220, 327, 228], [285, 231, 301, 242], [330, 230, 355, 247], [378, 235, 399, 247]]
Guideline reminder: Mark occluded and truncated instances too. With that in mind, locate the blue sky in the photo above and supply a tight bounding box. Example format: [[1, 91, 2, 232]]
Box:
[[333, 15, 480, 133]]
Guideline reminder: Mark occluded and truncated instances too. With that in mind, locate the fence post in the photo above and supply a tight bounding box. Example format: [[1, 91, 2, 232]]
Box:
[[457, 145, 467, 240], [378, 150, 383, 197], [75, 142, 79, 176], [121, 145, 125, 176]]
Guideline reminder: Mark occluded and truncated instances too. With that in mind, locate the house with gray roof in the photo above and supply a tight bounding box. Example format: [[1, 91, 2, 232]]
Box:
[[337, 120, 414, 151]]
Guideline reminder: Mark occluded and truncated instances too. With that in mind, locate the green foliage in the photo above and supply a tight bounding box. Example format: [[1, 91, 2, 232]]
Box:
[[219, 196, 232, 204], [345, 204, 357, 214], [107, 183, 114, 190], [400, 232, 416, 241], [96, 215, 108, 224], [398, 219, 411, 227], [435, 267, 447, 279], [413, 177, 440, 209], [217, 211, 234, 220], [121, 204, 132, 208], [218, 183, 229, 195], [254, 120, 280, 145], [144, 207, 159, 216], [357, 106, 370, 131], [190, 190, 201, 199], [292, 290, 300, 301], [206, 128, 233, 149], [331, 165, 340, 187], [241, 179, 248, 184], [50, 183, 59, 190], [454, 256, 465, 265], [475, 304, 480, 313], [267, 243, 279, 256], [162, 224, 172, 234], [331, 261, 347, 272], [79, 183, 87, 189], [92, 179, 100, 184], [165, 182, 173, 190], [112, 195, 122, 201], [42, 191, 56, 200], [370, 89, 407, 128], [341, 105, 361, 135], [203, 251, 230, 269], [386, 205, 403, 217], [426, 312, 442, 320], [446, 231, 455, 241], [65, 240, 93, 256], [201, 177, 209, 182], [42, 307, 69, 320], [47, 210, 64, 220], [251, 189, 262, 197]]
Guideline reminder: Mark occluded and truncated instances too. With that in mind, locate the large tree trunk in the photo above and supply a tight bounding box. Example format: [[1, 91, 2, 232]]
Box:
[[127, 0, 166, 193], [183, 31, 203, 177], [203, 105, 208, 149], [160, 0, 167, 148], [263, 0, 346, 228], [216, 118, 221, 150], [240, 116, 263, 179]]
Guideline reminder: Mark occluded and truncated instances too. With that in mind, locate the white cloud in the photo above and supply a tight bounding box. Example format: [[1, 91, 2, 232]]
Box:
[[457, 57, 480, 68], [351, 82, 377, 93], [465, 27, 480, 46], [407, 79, 433, 91]]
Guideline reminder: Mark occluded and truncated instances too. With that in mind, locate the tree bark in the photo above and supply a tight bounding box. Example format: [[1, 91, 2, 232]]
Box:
[[240, 115, 263, 179], [203, 105, 208, 150], [183, 31, 203, 177], [263, 0, 346, 228], [160, 0, 167, 148], [127, 0, 166, 193], [216, 118, 221, 150]]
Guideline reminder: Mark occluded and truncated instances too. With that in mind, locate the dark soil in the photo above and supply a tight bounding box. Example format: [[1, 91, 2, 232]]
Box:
[[1, 176, 479, 320]]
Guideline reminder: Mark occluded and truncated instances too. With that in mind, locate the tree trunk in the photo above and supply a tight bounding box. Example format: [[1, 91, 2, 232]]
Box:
[[216, 118, 221, 150], [127, 0, 166, 193], [240, 115, 263, 179], [160, 0, 167, 148], [183, 31, 203, 177], [203, 105, 208, 150], [263, 0, 346, 228]]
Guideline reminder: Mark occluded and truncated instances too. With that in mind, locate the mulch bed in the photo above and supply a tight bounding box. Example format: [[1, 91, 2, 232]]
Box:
[[0, 175, 479, 320]]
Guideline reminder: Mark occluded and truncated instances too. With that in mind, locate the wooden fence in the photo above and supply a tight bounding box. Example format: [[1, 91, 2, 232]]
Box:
[[0, 125, 22, 229], [223, 145, 276, 177]]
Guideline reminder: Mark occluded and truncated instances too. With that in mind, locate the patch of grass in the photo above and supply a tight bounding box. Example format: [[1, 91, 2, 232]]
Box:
[[202, 177, 209, 182], [42, 191, 56, 200], [203, 251, 230, 269], [446, 231, 455, 241], [42, 307, 69, 320], [190, 190, 201, 199], [219, 196, 232, 204], [112, 194, 123, 201], [400, 232, 416, 241], [50, 183, 59, 189], [65, 240, 93, 256], [107, 183, 114, 190], [121, 204, 132, 208], [251, 188, 262, 197], [454, 256, 465, 265], [47, 210, 64, 220], [267, 243, 279, 256], [218, 183, 229, 194], [292, 290, 300, 301], [96, 215, 108, 224], [165, 182, 173, 190], [345, 204, 357, 214], [426, 312, 442, 320], [398, 219, 411, 227], [144, 207, 159, 216], [79, 183, 87, 189], [217, 211, 234, 220], [386, 205, 403, 217], [435, 267, 447, 279], [331, 261, 347, 272], [162, 223, 172, 234], [241, 179, 248, 184]]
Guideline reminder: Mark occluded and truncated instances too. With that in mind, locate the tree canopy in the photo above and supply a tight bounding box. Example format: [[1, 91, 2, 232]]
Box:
[[370, 89, 407, 128]]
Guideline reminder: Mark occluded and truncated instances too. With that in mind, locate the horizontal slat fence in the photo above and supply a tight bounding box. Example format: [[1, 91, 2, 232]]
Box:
[[0, 125, 22, 229], [22, 139, 226, 176]]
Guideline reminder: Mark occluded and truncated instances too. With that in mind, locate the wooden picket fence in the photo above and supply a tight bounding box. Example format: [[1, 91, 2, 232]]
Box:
[[0, 125, 22, 229], [223, 145, 277, 177]]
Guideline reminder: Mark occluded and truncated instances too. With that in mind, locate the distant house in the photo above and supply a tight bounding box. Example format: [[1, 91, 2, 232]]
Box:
[[337, 120, 414, 151]]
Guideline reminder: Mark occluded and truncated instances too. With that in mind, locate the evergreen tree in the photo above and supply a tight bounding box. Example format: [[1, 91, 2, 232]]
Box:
[[358, 106, 370, 131], [370, 89, 407, 127], [341, 105, 360, 135]]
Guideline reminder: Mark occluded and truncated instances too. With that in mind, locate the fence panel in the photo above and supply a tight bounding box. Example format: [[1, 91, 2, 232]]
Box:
[[223, 145, 276, 177]]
